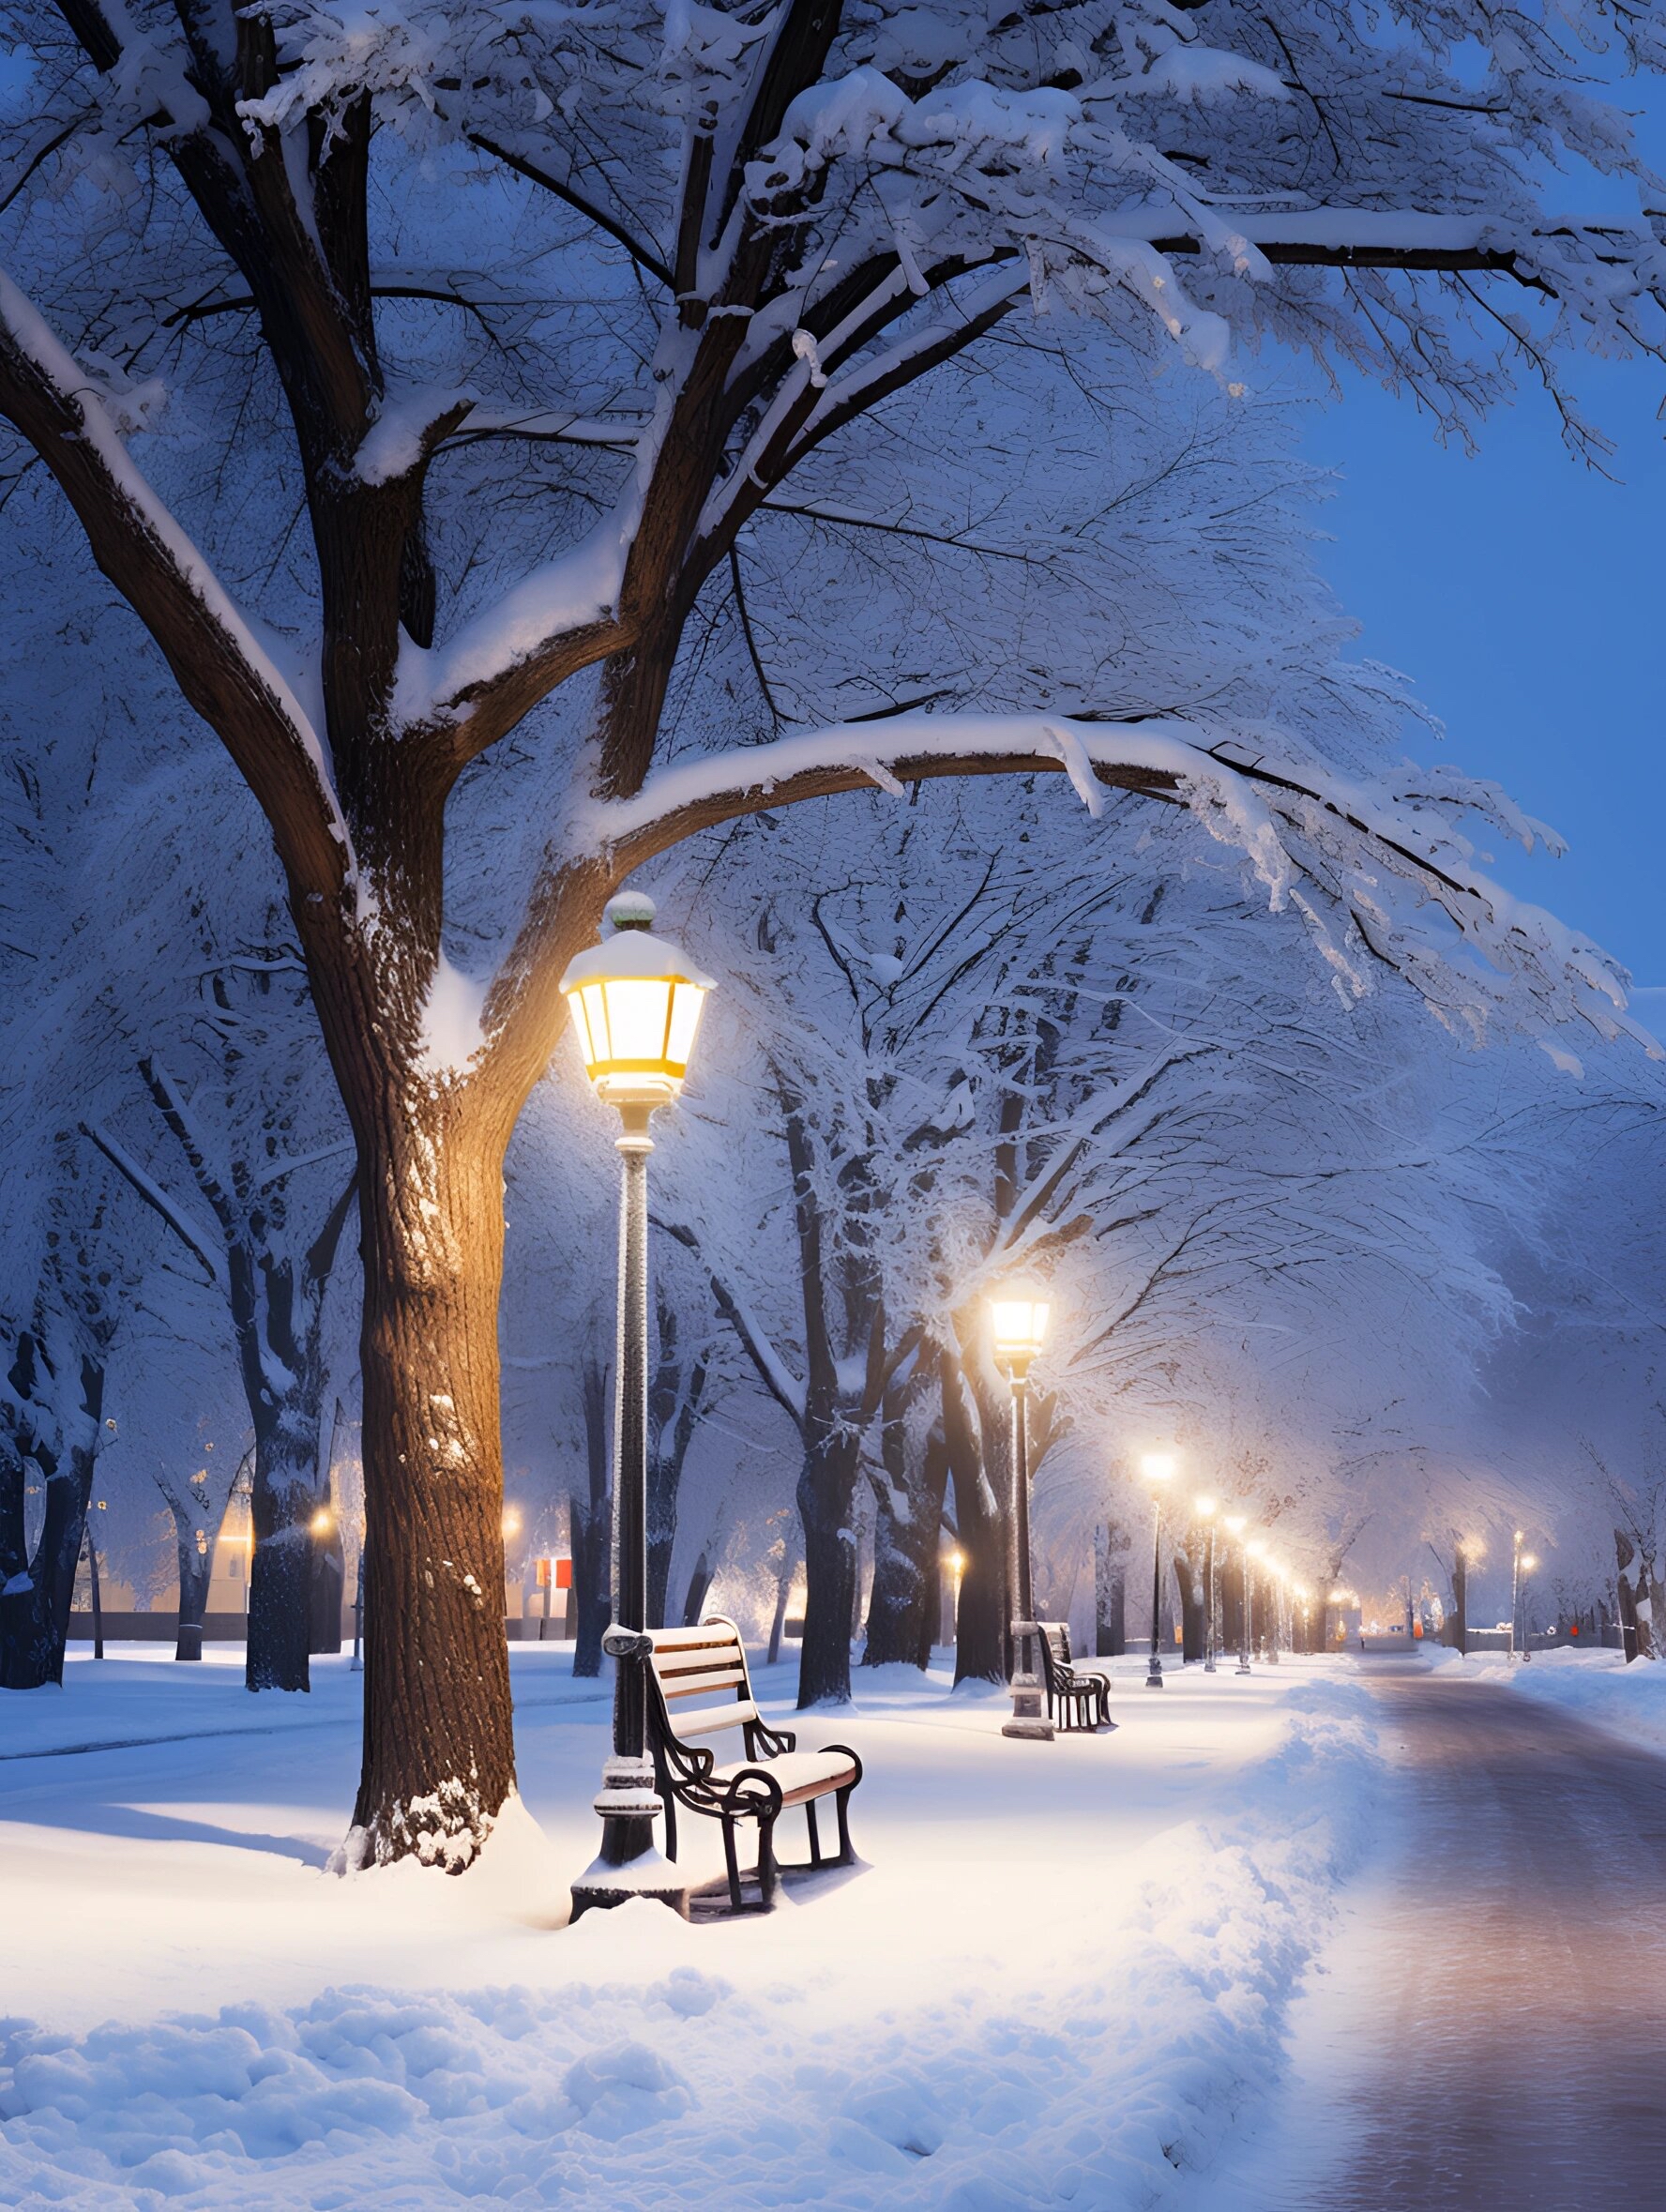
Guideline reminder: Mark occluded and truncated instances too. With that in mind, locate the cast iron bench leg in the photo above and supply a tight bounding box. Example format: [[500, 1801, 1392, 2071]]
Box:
[[805, 1799, 823, 1866], [721, 1817, 743, 1914], [835, 1785, 855, 1864], [758, 1816, 780, 1909]]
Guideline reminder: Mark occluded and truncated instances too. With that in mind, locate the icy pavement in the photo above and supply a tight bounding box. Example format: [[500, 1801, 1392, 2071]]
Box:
[[1210, 1652, 1666, 2212], [1, 1648, 1384, 2209]]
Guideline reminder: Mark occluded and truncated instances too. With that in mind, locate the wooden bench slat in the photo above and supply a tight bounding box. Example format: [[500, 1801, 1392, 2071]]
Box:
[[658, 1666, 750, 1701], [650, 1624, 745, 1651], [666, 1697, 757, 1738]]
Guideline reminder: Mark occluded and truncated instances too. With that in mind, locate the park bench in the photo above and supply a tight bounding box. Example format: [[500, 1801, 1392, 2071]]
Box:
[[1037, 1622, 1115, 1733], [645, 1616, 863, 1913]]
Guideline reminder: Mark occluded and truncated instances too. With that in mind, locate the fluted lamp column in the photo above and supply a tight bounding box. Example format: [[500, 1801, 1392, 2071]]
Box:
[[564, 890, 715, 1920], [991, 1285, 1053, 1743]]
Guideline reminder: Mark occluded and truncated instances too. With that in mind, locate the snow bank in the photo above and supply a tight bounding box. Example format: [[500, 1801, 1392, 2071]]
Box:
[[1, 1660, 1383, 2209], [1489, 1646, 1666, 1758]]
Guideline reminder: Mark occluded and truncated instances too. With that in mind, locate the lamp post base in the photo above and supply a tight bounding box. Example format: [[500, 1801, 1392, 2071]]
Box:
[[1144, 1656, 1164, 1689], [1003, 1628, 1054, 1739], [1235, 1659, 1251, 1675], [1204, 1657, 1217, 1674], [569, 1757, 689, 1922]]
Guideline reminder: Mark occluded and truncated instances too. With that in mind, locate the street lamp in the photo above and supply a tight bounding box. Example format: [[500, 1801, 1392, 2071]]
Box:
[[1142, 1452, 1175, 1689], [990, 1284, 1053, 1741], [1509, 1528, 1525, 1664], [1519, 1551, 1538, 1663], [1227, 1515, 1251, 1673], [564, 889, 714, 1918], [1195, 1496, 1219, 1673]]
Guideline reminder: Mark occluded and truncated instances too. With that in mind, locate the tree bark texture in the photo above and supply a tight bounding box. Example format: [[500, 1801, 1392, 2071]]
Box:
[[862, 1386, 947, 1671], [1094, 1523, 1128, 1657], [0, 1326, 103, 1689], [1174, 1546, 1206, 1662], [344, 1118, 516, 1871], [795, 1430, 864, 1707], [940, 1348, 1008, 1685]]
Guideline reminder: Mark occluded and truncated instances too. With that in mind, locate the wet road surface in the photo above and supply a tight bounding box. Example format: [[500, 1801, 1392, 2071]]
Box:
[[1257, 1660, 1666, 2211]]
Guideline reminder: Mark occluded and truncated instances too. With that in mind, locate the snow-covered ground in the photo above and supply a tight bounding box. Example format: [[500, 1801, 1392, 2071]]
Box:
[[1437, 1642, 1666, 1757], [2, 1647, 1384, 2211]]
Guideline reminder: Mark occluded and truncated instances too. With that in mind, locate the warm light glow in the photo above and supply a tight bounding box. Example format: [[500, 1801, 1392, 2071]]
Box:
[[310, 1508, 332, 1537], [948, 1550, 965, 1574], [988, 1283, 1052, 1369], [560, 892, 715, 1109], [1141, 1451, 1176, 1486], [1521, 1553, 1538, 1572], [1225, 1514, 1248, 1537], [503, 1507, 523, 1539], [1248, 1539, 1268, 1561], [1195, 1494, 1218, 1519], [1514, 1529, 1525, 1544]]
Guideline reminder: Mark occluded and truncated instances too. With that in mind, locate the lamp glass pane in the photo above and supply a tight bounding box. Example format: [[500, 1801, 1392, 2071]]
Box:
[[990, 1295, 1049, 1357], [579, 982, 611, 1066], [601, 977, 674, 1066], [566, 988, 597, 1072], [665, 982, 706, 1070]]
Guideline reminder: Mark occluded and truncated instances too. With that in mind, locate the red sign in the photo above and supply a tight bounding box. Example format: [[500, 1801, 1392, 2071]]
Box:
[[555, 1556, 572, 1591], [1570, 1621, 1581, 1637], [536, 1557, 573, 1590]]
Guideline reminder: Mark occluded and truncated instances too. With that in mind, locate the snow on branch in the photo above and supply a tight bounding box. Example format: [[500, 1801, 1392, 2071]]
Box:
[[587, 714, 1655, 1051], [0, 267, 356, 901]]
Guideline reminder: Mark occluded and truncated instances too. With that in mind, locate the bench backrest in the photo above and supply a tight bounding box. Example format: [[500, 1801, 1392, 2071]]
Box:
[[647, 1617, 758, 1745], [1038, 1622, 1072, 1680]]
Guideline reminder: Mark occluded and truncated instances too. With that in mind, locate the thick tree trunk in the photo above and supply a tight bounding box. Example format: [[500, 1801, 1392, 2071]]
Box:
[[1616, 1529, 1652, 1662], [795, 1431, 864, 1708], [174, 1519, 211, 1662], [1174, 1548, 1206, 1662], [247, 1426, 322, 1693], [681, 1551, 714, 1629], [765, 1532, 797, 1667], [343, 1114, 516, 1871], [570, 1355, 612, 1677], [1094, 1523, 1127, 1657], [0, 1429, 97, 1691], [939, 1352, 1007, 1685], [310, 1522, 345, 1655], [862, 1393, 946, 1672]]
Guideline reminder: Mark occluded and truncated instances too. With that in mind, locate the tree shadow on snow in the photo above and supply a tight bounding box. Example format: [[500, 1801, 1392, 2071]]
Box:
[[31, 1800, 332, 1867]]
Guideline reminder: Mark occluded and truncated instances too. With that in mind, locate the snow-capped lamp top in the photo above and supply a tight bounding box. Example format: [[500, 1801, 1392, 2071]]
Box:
[[560, 893, 716, 1112]]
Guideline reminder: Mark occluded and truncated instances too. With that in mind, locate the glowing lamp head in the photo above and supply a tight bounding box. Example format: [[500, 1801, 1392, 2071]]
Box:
[[1514, 1529, 1525, 1545], [1141, 1451, 1176, 1487], [1248, 1539, 1268, 1562], [988, 1283, 1051, 1375], [1225, 1514, 1248, 1537], [503, 1507, 523, 1540], [1521, 1553, 1537, 1572], [560, 892, 715, 1110], [1195, 1494, 1218, 1519], [310, 1508, 332, 1537]]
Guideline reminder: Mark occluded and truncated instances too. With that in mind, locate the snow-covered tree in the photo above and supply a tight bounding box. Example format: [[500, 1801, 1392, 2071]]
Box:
[[3, 0, 1661, 1858]]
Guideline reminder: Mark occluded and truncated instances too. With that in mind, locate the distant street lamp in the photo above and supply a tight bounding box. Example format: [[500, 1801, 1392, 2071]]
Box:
[[1294, 1583, 1311, 1656], [1264, 1557, 1283, 1665], [564, 890, 715, 1917], [1509, 1528, 1526, 1664], [1227, 1515, 1251, 1673], [990, 1285, 1053, 1741], [1143, 1452, 1176, 1689], [1519, 1550, 1539, 1663], [1196, 1496, 1219, 1673]]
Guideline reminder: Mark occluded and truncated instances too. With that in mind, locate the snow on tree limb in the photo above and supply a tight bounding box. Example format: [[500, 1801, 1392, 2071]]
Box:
[[588, 713, 1655, 1049]]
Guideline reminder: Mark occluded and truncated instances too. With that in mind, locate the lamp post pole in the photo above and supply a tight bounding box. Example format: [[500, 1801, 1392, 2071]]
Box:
[[1510, 1529, 1523, 1664], [1202, 1501, 1218, 1674], [565, 892, 714, 1920], [1266, 1568, 1281, 1665], [1143, 1455, 1174, 1689], [1001, 1365, 1053, 1740], [1519, 1549, 1537, 1664]]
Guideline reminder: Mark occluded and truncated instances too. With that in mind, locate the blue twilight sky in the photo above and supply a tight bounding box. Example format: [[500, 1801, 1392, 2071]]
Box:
[[1304, 356, 1666, 989]]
